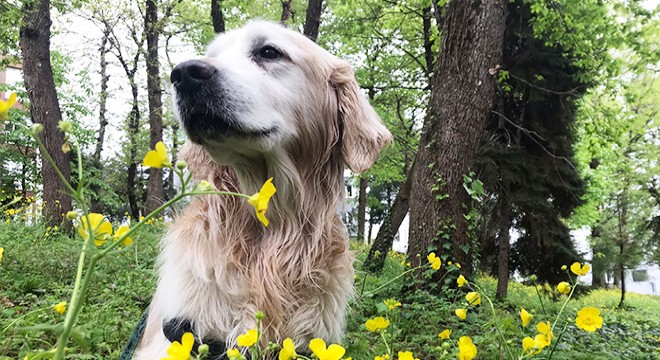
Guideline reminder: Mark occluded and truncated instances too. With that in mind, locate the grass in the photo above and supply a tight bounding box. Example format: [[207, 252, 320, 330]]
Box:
[[1, 221, 660, 359]]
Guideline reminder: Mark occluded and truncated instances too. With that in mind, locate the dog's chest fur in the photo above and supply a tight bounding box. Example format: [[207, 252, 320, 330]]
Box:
[[151, 190, 354, 349]]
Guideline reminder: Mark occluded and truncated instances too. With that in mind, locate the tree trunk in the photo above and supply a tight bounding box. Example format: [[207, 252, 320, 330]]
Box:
[[367, 218, 373, 245], [363, 164, 414, 273], [618, 251, 626, 308], [617, 190, 628, 308], [145, 0, 164, 215], [211, 0, 225, 33], [280, 0, 293, 25], [127, 80, 140, 219], [407, 0, 507, 282], [19, 0, 72, 226], [357, 176, 368, 243], [303, 0, 323, 42], [496, 199, 511, 299], [90, 28, 111, 213]]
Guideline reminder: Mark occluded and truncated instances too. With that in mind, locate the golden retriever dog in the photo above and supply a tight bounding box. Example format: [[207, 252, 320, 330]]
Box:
[[135, 21, 391, 359]]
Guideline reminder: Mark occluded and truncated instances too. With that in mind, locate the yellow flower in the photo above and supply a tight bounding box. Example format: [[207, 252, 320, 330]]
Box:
[[458, 336, 477, 360], [0, 93, 17, 119], [365, 316, 390, 332], [226, 348, 242, 360], [457, 275, 467, 287], [561, 265, 568, 271], [161, 332, 194, 360], [279, 338, 297, 360], [374, 355, 390, 360], [534, 321, 554, 348], [427, 252, 441, 270], [143, 141, 172, 168], [455, 263, 461, 269], [522, 336, 543, 355], [112, 225, 132, 247], [0, 247, 4, 265], [520, 308, 533, 327], [465, 292, 481, 306], [77, 213, 113, 247], [576, 307, 603, 332], [52, 301, 67, 314], [455, 308, 467, 320], [570, 262, 590, 276], [397, 351, 419, 360], [438, 329, 451, 340], [557, 281, 571, 295], [383, 299, 401, 310], [308, 338, 345, 360], [236, 328, 259, 347], [248, 177, 276, 227]]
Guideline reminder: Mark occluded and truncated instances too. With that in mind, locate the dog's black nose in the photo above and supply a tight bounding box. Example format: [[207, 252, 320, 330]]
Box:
[[170, 60, 217, 92]]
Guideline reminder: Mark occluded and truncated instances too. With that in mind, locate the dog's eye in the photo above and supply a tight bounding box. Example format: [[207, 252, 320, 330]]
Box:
[[257, 46, 283, 60]]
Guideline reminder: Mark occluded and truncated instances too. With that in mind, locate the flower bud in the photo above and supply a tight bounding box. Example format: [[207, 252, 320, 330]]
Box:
[[196, 180, 214, 192], [198, 344, 209, 355], [561, 265, 568, 271], [58, 120, 73, 133], [255, 311, 265, 320], [66, 211, 79, 220], [31, 123, 44, 136], [529, 274, 538, 282], [175, 160, 187, 170]]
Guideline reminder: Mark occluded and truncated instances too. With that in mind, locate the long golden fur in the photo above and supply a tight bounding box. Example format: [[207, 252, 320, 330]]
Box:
[[135, 21, 391, 358]]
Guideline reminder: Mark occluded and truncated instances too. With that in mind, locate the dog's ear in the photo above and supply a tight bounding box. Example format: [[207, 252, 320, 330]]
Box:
[[330, 60, 393, 173]]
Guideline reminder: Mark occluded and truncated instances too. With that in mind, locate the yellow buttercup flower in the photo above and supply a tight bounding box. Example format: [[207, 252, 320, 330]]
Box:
[[308, 338, 345, 360], [455, 263, 462, 269], [455, 308, 467, 320], [77, 213, 113, 247], [115, 225, 133, 247], [397, 351, 419, 360], [466, 292, 481, 306], [383, 299, 401, 310], [365, 316, 390, 332], [52, 301, 67, 314], [161, 332, 194, 360], [520, 308, 533, 327], [570, 262, 590, 276], [0, 247, 4, 265], [279, 338, 297, 360], [557, 281, 571, 295], [576, 307, 603, 332], [236, 328, 259, 347], [457, 275, 467, 287], [226, 348, 242, 360], [534, 321, 554, 348], [374, 355, 390, 360], [438, 329, 451, 340], [458, 336, 477, 360], [0, 93, 17, 119], [143, 141, 172, 168], [248, 177, 276, 227], [427, 252, 441, 270], [522, 336, 542, 355]]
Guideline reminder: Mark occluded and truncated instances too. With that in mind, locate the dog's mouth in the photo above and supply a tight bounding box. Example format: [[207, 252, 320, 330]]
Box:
[[183, 111, 278, 145]]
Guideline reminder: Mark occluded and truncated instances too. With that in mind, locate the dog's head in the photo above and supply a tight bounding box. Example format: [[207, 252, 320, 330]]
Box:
[[171, 21, 391, 177]]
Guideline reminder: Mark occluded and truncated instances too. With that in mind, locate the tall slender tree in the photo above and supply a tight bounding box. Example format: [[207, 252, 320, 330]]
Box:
[[19, 0, 72, 226], [303, 0, 323, 42], [407, 0, 507, 280]]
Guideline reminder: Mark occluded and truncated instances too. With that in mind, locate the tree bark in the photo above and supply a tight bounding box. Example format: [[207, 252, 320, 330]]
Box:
[[280, 0, 293, 25], [363, 164, 414, 273], [90, 26, 111, 213], [407, 0, 507, 282], [19, 0, 72, 226], [145, 0, 164, 215], [496, 199, 511, 299], [357, 176, 368, 243], [303, 0, 323, 42], [211, 0, 225, 33]]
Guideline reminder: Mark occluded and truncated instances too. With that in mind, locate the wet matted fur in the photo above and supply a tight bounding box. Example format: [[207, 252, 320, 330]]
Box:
[[135, 21, 392, 358]]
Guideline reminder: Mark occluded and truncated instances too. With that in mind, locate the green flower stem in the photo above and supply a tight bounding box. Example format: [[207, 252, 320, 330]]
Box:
[[551, 282, 576, 333], [533, 284, 548, 318], [470, 282, 515, 360], [380, 330, 391, 356], [547, 321, 568, 360], [30, 133, 77, 196]]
